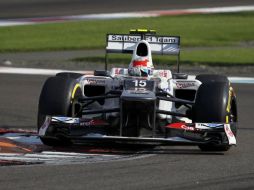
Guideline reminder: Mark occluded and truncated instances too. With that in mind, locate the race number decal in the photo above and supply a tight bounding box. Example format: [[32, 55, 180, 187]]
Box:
[[133, 80, 146, 87], [124, 79, 155, 91]]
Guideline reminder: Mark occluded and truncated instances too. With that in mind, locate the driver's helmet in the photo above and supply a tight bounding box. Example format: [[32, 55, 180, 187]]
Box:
[[128, 59, 153, 77], [128, 40, 154, 77]]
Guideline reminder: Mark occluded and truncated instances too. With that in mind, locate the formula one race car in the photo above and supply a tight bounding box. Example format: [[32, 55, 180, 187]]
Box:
[[38, 29, 237, 151]]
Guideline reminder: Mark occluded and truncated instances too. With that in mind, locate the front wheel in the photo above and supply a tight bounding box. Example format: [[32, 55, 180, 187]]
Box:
[[37, 76, 82, 146], [193, 75, 237, 151]]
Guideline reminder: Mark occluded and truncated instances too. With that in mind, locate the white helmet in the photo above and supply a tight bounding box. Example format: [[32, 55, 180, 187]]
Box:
[[128, 40, 154, 77]]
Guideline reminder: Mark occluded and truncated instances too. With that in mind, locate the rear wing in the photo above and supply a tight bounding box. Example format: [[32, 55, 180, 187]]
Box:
[[104, 30, 181, 72], [106, 34, 180, 55]]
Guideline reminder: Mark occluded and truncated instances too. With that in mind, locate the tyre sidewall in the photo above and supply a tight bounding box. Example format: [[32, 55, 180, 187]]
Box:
[[193, 81, 230, 123]]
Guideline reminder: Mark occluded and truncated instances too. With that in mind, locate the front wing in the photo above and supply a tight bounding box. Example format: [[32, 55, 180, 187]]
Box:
[[39, 116, 236, 146]]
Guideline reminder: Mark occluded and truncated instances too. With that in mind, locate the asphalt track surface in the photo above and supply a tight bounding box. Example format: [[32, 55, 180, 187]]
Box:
[[1, 0, 254, 190], [0, 0, 254, 19]]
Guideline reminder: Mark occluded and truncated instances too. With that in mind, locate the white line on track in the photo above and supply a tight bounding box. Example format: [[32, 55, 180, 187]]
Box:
[[228, 77, 254, 84], [0, 66, 253, 84], [0, 67, 92, 75], [0, 5, 254, 27]]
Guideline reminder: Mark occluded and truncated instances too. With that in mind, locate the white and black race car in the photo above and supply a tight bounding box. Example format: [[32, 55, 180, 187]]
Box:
[[38, 29, 237, 151]]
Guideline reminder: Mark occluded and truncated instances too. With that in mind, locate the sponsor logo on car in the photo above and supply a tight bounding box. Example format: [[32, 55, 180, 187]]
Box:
[[109, 35, 178, 44], [80, 119, 107, 127], [110, 35, 141, 42], [167, 123, 195, 131], [79, 119, 108, 127], [86, 78, 105, 85], [224, 124, 234, 138], [114, 68, 125, 75], [158, 70, 168, 78], [180, 124, 195, 131], [175, 81, 196, 89], [224, 124, 236, 145]]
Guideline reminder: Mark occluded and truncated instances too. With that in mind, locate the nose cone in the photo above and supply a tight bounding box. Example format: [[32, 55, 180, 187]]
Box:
[[130, 40, 153, 69]]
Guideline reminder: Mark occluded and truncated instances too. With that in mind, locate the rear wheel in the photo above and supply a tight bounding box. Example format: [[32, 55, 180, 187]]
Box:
[[193, 74, 237, 151], [38, 76, 82, 146]]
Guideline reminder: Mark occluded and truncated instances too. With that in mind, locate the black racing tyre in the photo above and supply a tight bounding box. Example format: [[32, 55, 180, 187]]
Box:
[[193, 75, 237, 151], [196, 74, 228, 83], [56, 72, 83, 79], [37, 76, 82, 146]]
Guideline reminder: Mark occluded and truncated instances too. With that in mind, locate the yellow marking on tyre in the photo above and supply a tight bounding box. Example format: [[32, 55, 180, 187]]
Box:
[[71, 84, 81, 99], [226, 89, 232, 113], [226, 116, 229, 123]]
